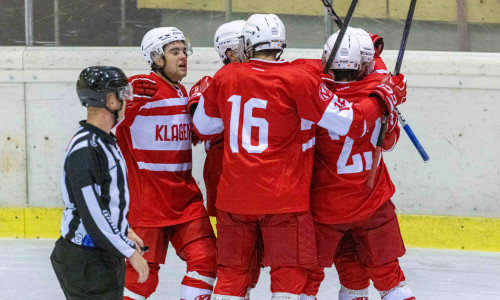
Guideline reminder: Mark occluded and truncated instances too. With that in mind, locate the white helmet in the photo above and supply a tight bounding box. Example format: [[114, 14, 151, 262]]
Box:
[[322, 27, 361, 71], [353, 28, 375, 69], [238, 14, 286, 60], [141, 27, 192, 66], [214, 20, 246, 63]]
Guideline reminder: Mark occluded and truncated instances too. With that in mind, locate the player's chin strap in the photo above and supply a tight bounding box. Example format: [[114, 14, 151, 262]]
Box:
[[158, 56, 181, 85], [159, 67, 181, 85]]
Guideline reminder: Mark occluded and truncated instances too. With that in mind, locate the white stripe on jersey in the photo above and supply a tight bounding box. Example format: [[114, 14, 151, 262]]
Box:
[[60, 131, 89, 238], [130, 114, 193, 151], [139, 97, 188, 110], [317, 95, 353, 137], [372, 69, 390, 74], [66, 131, 89, 154], [302, 137, 316, 152], [69, 141, 88, 156], [97, 138, 129, 234], [193, 95, 224, 136], [81, 185, 135, 258], [301, 118, 315, 130], [137, 161, 192, 172]]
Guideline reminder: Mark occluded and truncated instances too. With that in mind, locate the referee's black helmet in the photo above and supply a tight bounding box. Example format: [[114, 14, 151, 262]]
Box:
[[76, 66, 129, 108]]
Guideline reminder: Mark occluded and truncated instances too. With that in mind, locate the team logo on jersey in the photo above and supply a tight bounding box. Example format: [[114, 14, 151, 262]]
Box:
[[73, 233, 83, 243], [353, 298, 368, 300], [319, 82, 334, 101], [90, 138, 98, 148], [194, 295, 211, 300]]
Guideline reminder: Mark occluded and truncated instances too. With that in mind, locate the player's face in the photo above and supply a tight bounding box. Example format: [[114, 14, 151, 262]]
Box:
[[163, 41, 188, 82], [226, 49, 241, 64]]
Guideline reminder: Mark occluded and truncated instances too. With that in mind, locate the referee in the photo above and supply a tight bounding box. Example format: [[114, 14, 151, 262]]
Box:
[[50, 66, 149, 299]]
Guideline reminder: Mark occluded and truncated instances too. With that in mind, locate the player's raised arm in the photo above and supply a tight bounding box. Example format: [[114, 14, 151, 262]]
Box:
[[192, 76, 224, 140]]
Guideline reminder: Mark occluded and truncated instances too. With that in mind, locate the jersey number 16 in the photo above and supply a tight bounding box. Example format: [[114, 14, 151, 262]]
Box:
[[228, 95, 269, 154]]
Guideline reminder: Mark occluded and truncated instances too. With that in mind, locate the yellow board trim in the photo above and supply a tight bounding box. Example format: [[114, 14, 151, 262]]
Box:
[[1, 208, 499, 252]]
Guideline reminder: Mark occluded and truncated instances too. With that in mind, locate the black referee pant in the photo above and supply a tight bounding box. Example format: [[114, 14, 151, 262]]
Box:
[[50, 237, 125, 300]]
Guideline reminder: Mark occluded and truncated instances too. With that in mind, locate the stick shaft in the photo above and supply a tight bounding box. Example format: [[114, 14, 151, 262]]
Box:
[[394, 0, 417, 75], [322, 0, 343, 28]]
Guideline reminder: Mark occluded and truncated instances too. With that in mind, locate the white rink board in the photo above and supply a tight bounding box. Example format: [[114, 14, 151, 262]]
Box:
[[0, 47, 499, 218]]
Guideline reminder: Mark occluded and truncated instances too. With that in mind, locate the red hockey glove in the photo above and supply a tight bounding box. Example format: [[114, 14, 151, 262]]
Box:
[[188, 76, 212, 117], [129, 75, 158, 101], [191, 130, 201, 146], [386, 109, 399, 134], [370, 73, 407, 114], [368, 33, 384, 57]]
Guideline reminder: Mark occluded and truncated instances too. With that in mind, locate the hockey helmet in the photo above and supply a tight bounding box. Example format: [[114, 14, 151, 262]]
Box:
[[214, 20, 246, 64], [322, 27, 362, 71], [238, 14, 286, 60], [76, 66, 132, 108], [141, 27, 192, 67]]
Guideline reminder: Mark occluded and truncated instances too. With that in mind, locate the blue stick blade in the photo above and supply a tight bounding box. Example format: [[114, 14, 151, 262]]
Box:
[[402, 124, 430, 161]]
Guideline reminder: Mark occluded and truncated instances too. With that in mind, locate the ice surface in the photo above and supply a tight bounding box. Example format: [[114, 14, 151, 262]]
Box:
[[1, 239, 499, 299]]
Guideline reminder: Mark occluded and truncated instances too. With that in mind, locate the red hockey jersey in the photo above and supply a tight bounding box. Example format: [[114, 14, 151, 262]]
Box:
[[193, 59, 383, 215], [310, 70, 400, 224], [116, 72, 206, 227]]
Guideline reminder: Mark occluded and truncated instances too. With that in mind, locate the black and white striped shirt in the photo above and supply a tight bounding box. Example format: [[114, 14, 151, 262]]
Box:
[[59, 120, 135, 258]]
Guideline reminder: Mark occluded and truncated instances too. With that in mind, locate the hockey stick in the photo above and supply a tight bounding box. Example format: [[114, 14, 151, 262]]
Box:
[[367, 0, 426, 188], [322, 0, 358, 74], [321, 0, 343, 28], [392, 0, 429, 161], [320, 0, 430, 164]]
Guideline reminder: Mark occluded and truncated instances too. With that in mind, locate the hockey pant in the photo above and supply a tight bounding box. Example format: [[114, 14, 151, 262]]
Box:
[[213, 210, 317, 298], [124, 217, 217, 299], [304, 200, 407, 295]]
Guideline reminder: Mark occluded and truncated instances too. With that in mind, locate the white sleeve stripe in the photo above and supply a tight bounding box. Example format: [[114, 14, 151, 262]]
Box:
[[302, 137, 316, 151], [361, 120, 367, 137], [139, 97, 188, 110], [301, 118, 315, 130], [81, 185, 135, 258], [373, 69, 390, 74], [68, 140, 88, 156], [66, 131, 89, 153], [316, 98, 353, 136], [193, 95, 224, 135], [137, 161, 192, 172]]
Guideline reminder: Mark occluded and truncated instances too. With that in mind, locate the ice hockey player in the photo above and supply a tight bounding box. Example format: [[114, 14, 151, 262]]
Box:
[[187, 19, 265, 300], [193, 14, 407, 300], [51, 66, 149, 299], [115, 27, 217, 300], [187, 19, 246, 220], [300, 27, 416, 300]]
